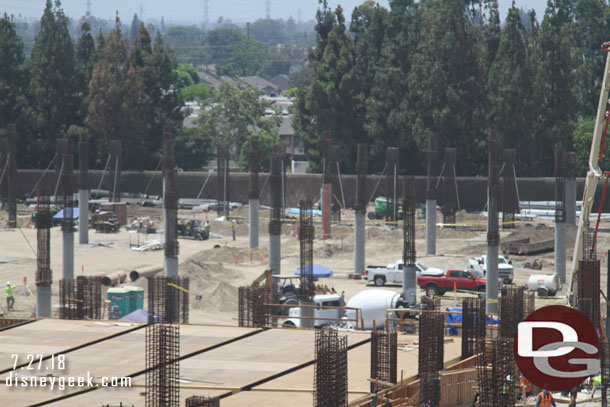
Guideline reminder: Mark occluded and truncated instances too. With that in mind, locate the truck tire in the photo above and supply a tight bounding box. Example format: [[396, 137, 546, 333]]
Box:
[[425, 284, 439, 297], [367, 212, 376, 220], [537, 287, 548, 297], [477, 286, 486, 299], [374, 276, 386, 287], [282, 321, 296, 328], [504, 278, 512, 284]]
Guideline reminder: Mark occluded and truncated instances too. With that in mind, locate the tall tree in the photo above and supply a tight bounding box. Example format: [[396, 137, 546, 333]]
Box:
[[86, 16, 142, 168], [29, 0, 80, 162], [408, 0, 486, 174], [216, 39, 269, 77], [129, 13, 141, 44], [487, 6, 536, 171], [76, 22, 97, 96], [0, 13, 27, 128]]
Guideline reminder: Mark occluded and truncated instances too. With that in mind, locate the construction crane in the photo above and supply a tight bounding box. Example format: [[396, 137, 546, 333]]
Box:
[[568, 42, 610, 303]]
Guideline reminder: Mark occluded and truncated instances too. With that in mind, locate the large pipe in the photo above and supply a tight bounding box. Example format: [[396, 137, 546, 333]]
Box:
[[249, 199, 259, 249], [36, 285, 51, 318], [555, 222, 566, 283], [79, 189, 88, 244], [354, 214, 365, 275], [101, 270, 127, 287], [425, 200, 436, 255], [130, 265, 163, 282]]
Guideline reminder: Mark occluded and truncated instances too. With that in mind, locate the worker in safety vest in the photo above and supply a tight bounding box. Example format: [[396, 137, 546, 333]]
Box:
[[536, 389, 556, 407], [520, 374, 532, 396], [5, 281, 16, 311]]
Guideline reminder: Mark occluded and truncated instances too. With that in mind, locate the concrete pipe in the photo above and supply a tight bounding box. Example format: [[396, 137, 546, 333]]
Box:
[[101, 270, 127, 287], [129, 265, 163, 282]]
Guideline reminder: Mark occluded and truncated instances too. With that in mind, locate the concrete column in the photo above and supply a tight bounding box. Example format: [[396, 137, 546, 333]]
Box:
[[565, 179, 576, 225], [354, 214, 365, 275], [62, 231, 74, 280], [485, 246, 499, 314], [269, 234, 281, 275], [321, 184, 331, 239], [36, 285, 51, 317], [555, 222, 566, 283], [403, 264, 417, 306], [249, 198, 259, 249], [78, 189, 88, 244], [164, 256, 178, 277], [426, 199, 436, 255]]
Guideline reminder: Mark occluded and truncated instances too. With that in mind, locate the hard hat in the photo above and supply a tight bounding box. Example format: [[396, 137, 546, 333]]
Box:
[[6, 281, 10, 285]]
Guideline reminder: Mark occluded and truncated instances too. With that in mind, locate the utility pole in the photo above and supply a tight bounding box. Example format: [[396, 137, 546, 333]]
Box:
[[265, 0, 270, 19], [203, 0, 209, 29]]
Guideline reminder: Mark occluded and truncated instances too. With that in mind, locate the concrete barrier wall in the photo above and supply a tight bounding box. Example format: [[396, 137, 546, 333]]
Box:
[[14, 169, 591, 211]]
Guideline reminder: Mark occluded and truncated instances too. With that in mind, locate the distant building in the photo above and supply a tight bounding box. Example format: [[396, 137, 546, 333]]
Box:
[[278, 116, 303, 157], [268, 74, 293, 92], [239, 76, 280, 96]]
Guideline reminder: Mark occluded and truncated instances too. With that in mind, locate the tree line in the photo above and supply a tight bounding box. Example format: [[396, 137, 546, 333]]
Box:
[[295, 0, 610, 176]]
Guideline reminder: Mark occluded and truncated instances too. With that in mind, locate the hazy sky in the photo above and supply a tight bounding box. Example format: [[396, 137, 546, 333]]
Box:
[[1, 0, 549, 24]]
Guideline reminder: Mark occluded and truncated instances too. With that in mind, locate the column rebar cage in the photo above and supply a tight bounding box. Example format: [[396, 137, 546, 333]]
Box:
[[601, 340, 610, 407], [148, 276, 189, 324], [299, 200, 315, 300], [185, 396, 220, 407], [426, 134, 438, 200], [61, 154, 74, 232], [109, 140, 121, 202], [216, 143, 229, 217], [418, 308, 444, 406], [59, 276, 102, 319], [370, 330, 397, 392], [6, 124, 16, 228], [163, 127, 179, 258], [355, 144, 368, 215], [522, 290, 535, 319], [36, 191, 52, 286], [78, 133, 89, 190], [269, 150, 283, 236], [403, 176, 416, 265], [385, 147, 399, 222], [487, 138, 500, 247], [145, 323, 180, 407], [555, 146, 566, 223], [577, 259, 600, 332], [55, 138, 68, 195], [314, 328, 348, 407], [462, 298, 485, 360], [499, 285, 525, 339], [237, 285, 271, 328], [248, 136, 260, 199], [441, 148, 457, 226], [477, 338, 516, 407], [502, 148, 518, 229]]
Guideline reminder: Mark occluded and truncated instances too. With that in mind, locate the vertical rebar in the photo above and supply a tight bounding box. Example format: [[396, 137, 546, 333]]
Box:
[[216, 144, 229, 217], [477, 338, 516, 407], [314, 328, 348, 407], [486, 137, 500, 314], [109, 140, 121, 202], [148, 275, 189, 324], [385, 147, 399, 223], [370, 330, 397, 392], [403, 176, 417, 306], [462, 298, 485, 359], [426, 134, 438, 255], [299, 200, 315, 302], [499, 285, 525, 339], [418, 308, 444, 407], [78, 133, 89, 244], [145, 323, 180, 407], [163, 127, 179, 277], [36, 190, 52, 317], [502, 148, 518, 229], [185, 396, 220, 407]]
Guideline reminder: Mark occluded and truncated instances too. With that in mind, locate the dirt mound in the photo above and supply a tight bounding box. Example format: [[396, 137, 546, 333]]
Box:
[[504, 223, 554, 243], [184, 246, 241, 263], [315, 243, 350, 258]]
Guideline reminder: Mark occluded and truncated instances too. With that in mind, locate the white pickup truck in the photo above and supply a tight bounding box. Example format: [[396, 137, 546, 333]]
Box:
[[468, 255, 514, 284], [365, 260, 444, 287]]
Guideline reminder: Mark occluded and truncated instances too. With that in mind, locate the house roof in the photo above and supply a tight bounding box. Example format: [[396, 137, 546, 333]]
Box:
[[239, 76, 280, 93], [268, 74, 292, 91], [198, 72, 224, 89]]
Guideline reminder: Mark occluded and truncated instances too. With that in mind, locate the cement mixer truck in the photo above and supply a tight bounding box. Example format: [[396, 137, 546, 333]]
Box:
[[343, 289, 410, 330]]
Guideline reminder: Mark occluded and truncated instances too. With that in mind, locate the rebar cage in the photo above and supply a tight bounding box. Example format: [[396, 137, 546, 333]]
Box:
[[499, 285, 525, 339], [403, 176, 416, 266], [145, 323, 180, 407], [370, 330, 397, 392], [477, 338, 516, 407], [59, 276, 102, 320], [299, 200, 315, 300], [148, 276, 189, 324], [314, 328, 348, 407], [36, 191, 52, 286], [462, 298, 485, 360]]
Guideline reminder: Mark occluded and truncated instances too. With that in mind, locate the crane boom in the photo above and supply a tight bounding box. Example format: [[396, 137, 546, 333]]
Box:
[[568, 43, 610, 302]]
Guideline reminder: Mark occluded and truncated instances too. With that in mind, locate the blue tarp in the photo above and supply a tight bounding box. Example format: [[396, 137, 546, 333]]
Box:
[[52, 208, 79, 220], [295, 264, 333, 278], [445, 306, 499, 336], [119, 308, 148, 322]]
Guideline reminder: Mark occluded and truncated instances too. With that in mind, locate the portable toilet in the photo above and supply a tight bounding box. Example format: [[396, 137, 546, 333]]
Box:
[[124, 286, 145, 311], [107, 287, 130, 317]]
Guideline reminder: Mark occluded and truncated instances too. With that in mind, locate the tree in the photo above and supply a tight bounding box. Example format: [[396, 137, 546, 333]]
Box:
[[86, 16, 142, 168], [181, 83, 214, 101], [29, 0, 80, 164], [408, 0, 486, 174], [486, 6, 536, 171], [238, 130, 279, 172], [572, 118, 606, 176], [174, 126, 212, 170], [203, 27, 244, 63], [177, 63, 199, 84], [216, 39, 269, 77], [129, 13, 141, 44], [0, 13, 27, 128], [250, 19, 289, 44], [196, 83, 280, 161], [76, 22, 97, 95]]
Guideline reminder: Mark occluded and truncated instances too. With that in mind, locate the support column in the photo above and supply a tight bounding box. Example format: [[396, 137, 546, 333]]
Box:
[[565, 152, 576, 225], [248, 136, 260, 249], [555, 222, 566, 283], [78, 133, 89, 244], [62, 231, 74, 280], [269, 150, 282, 275], [403, 177, 417, 306], [35, 191, 52, 317], [486, 137, 500, 314], [61, 154, 74, 281], [321, 184, 331, 240], [555, 147, 567, 283], [426, 134, 438, 255], [354, 144, 367, 275], [162, 127, 179, 277], [36, 285, 51, 317]]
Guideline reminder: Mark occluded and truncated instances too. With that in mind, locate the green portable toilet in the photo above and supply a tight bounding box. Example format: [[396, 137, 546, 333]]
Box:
[[107, 288, 130, 317], [124, 286, 144, 311]]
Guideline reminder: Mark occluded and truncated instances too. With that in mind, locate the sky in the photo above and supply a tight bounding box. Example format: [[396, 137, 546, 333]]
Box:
[[0, 0, 549, 24]]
